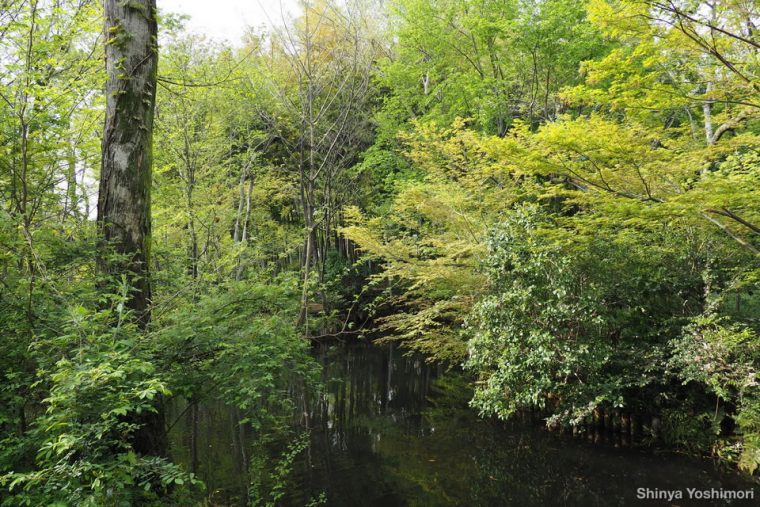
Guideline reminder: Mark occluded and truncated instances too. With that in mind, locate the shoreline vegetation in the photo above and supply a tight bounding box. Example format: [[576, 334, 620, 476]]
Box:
[[0, 0, 758, 505]]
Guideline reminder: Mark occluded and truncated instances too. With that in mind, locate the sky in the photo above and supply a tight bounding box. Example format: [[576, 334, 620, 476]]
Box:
[[158, 0, 301, 43]]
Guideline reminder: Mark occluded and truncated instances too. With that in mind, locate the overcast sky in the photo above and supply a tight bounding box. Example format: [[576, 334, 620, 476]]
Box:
[[158, 0, 300, 43]]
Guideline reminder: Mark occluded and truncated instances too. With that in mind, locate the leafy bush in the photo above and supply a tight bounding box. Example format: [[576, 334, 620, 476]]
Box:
[[670, 316, 760, 471], [155, 277, 319, 422], [468, 205, 688, 422], [2, 293, 200, 506]]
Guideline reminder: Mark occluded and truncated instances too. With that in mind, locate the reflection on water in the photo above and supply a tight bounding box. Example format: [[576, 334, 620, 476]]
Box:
[[170, 341, 758, 506]]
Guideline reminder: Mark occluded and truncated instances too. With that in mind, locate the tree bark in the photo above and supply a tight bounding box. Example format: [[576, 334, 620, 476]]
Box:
[[98, 0, 158, 326], [702, 82, 714, 145], [98, 0, 166, 457]]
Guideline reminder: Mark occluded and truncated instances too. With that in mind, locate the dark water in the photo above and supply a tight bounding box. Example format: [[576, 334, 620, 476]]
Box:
[[170, 342, 758, 506]]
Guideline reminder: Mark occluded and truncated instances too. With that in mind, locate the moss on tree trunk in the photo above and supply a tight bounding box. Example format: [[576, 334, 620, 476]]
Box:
[[98, 0, 166, 457]]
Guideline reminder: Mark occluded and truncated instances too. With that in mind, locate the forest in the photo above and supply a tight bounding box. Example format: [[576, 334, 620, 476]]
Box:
[[0, 0, 758, 505]]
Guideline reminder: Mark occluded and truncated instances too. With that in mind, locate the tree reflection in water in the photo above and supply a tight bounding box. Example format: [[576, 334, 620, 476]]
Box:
[[171, 342, 757, 507]]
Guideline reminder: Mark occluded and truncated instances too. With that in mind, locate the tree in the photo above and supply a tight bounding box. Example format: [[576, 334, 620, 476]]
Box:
[[98, 0, 164, 456], [0, 0, 102, 460], [380, 0, 606, 134], [258, 0, 378, 328], [342, 120, 522, 361], [98, 0, 158, 326], [566, 0, 758, 142]]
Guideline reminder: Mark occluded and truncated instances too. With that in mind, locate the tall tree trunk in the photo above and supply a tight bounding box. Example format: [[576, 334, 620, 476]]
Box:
[[298, 176, 316, 327], [99, 0, 157, 324], [234, 172, 254, 281], [187, 186, 198, 280], [98, 0, 165, 456], [703, 81, 714, 146], [241, 175, 254, 244], [64, 140, 79, 221], [232, 165, 247, 243]]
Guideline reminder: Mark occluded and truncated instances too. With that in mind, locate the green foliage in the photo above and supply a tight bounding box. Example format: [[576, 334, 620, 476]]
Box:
[[2, 293, 200, 506], [568, 0, 758, 131], [156, 277, 318, 419], [342, 0, 760, 471], [467, 205, 700, 421], [736, 395, 760, 474], [343, 120, 522, 362], [382, 0, 607, 133], [659, 406, 723, 452], [248, 432, 323, 507], [671, 316, 759, 403], [670, 315, 760, 469]]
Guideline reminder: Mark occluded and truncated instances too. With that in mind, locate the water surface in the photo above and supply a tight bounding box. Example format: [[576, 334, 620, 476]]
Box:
[[171, 341, 758, 506]]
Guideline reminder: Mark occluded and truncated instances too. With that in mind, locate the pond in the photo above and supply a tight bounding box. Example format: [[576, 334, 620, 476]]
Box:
[[169, 341, 758, 506]]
